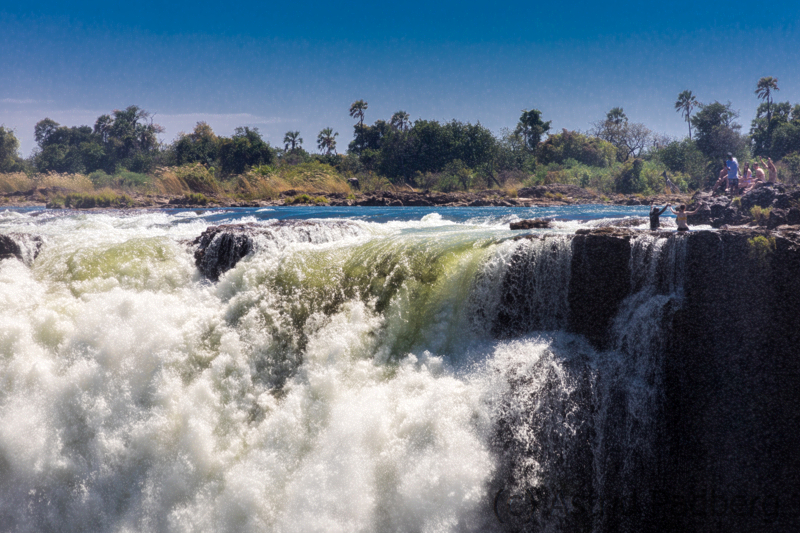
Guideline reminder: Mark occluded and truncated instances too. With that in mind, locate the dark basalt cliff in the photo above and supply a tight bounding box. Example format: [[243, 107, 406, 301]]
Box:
[[489, 227, 800, 532], [663, 230, 800, 533], [568, 229, 633, 347], [568, 228, 800, 532]]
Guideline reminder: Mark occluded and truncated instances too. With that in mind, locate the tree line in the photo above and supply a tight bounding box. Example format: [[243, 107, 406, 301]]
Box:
[[1, 76, 799, 193]]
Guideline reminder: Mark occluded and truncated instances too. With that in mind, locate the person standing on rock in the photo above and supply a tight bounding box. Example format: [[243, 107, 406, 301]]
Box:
[[669, 204, 702, 232], [726, 153, 739, 195], [649, 202, 670, 230]]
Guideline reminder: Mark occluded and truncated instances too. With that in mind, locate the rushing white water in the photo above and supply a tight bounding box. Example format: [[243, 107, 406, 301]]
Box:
[[0, 209, 688, 533]]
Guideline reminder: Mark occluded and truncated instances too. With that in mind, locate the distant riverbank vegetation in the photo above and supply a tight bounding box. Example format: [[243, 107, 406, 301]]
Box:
[[2, 77, 800, 201]]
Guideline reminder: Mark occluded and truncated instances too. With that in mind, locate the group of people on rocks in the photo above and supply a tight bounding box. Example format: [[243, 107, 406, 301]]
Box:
[[647, 152, 780, 232], [711, 153, 778, 196]]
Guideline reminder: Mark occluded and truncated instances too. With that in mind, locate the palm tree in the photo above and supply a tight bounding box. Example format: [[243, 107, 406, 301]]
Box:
[[674, 90, 698, 140], [349, 100, 368, 129], [317, 128, 338, 155], [755, 77, 780, 129], [283, 131, 302, 152], [390, 111, 410, 131], [606, 107, 627, 126]]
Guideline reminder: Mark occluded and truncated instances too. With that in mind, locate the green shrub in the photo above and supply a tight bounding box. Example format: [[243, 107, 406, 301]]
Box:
[[412, 160, 473, 192], [748, 235, 776, 264], [538, 130, 617, 168], [750, 205, 772, 225], [731, 197, 742, 208], [288, 193, 314, 205], [651, 139, 708, 190], [252, 164, 277, 176], [184, 192, 209, 205], [614, 159, 646, 194], [47, 195, 65, 208], [88, 170, 113, 188], [63, 191, 133, 208], [116, 170, 151, 188]]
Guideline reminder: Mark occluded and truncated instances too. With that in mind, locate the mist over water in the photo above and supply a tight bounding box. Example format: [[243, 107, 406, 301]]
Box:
[[0, 207, 686, 532]]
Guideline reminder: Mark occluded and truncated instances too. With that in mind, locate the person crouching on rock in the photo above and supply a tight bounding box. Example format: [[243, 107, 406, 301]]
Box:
[[669, 204, 701, 232], [711, 167, 728, 194], [649, 202, 670, 230]]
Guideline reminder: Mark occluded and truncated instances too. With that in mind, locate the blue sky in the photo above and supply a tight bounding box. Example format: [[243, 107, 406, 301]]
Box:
[[2, 1, 800, 156]]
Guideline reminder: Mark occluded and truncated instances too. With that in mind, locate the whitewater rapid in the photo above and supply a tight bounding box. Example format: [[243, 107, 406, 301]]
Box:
[[0, 208, 686, 533]]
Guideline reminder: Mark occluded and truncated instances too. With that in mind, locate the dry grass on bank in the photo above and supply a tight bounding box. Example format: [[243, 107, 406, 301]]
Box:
[[0, 172, 94, 193], [151, 164, 220, 195], [235, 162, 352, 200], [0, 173, 31, 193], [1, 161, 357, 201]]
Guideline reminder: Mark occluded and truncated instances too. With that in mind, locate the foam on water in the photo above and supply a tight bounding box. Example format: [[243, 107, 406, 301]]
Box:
[[0, 208, 691, 532], [0, 211, 512, 532]]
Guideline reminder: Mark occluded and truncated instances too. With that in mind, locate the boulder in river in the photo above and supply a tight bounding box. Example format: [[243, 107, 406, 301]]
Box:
[[193, 221, 362, 280], [0, 233, 43, 265], [510, 219, 552, 230]]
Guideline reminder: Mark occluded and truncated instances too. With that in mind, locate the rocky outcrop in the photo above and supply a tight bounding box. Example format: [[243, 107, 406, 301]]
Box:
[[690, 184, 800, 228], [193, 224, 257, 281], [510, 219, 552, 230], [0, 233, 43, 265], [688, 192, 745, 227]]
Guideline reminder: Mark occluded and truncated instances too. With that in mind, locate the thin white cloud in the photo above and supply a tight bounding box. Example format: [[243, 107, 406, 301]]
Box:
[[1, 98, 40, 104]]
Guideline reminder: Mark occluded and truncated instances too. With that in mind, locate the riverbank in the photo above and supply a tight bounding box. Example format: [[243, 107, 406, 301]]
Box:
[[0, 183, 691, 209]]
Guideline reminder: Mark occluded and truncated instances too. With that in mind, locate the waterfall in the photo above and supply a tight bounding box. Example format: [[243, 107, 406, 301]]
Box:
[[468, 236, 573, 338], [486, 234, 688, 533], [589, 235, 686, 532], [0, 209, 699, 533]]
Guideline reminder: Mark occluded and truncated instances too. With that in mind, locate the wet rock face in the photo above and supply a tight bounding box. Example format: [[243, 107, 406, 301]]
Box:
[[193, 221, 361, 281], [0, 233, 43, 265], [510, 219, 552, 230], [568, 229, 633, 348], [193, 224, 255, 281]]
